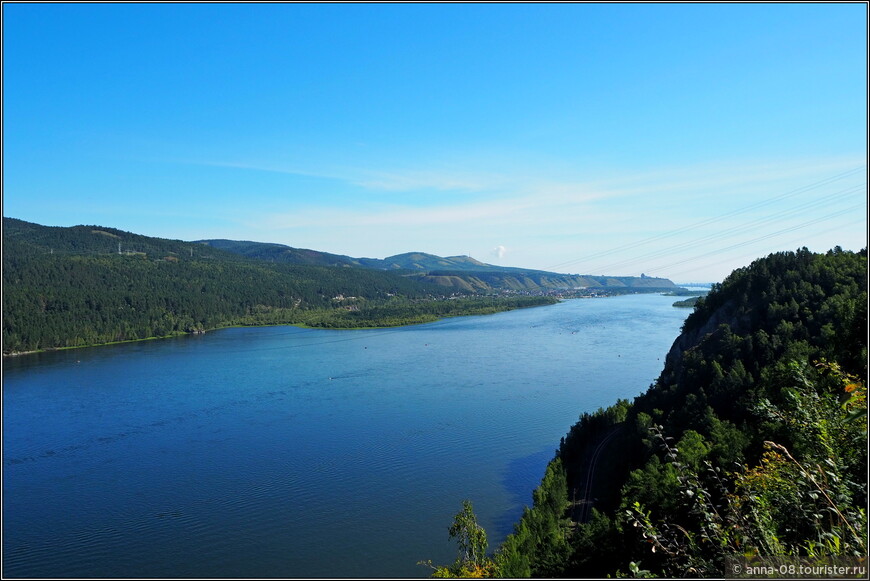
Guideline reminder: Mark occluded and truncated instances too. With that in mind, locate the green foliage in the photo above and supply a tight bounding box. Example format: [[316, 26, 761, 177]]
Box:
[[626, 365, 868, 575], [449, 500, 489, 568], [2, 219, 557, 354], [622, 456, 681, 517], [676, 430, 710, 470], [672, 296, 701, 308], [482, 247, 867, 577], [196, 238, 368, 267], [495, 458, 573, 577], [422, 458, 575, 577], [621, 367, 867, 575], [706, 413, 750, 466], [421, 500, 499, 578]]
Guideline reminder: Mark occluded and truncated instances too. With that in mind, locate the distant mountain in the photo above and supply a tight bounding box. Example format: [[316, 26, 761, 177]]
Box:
[[2, 217, 679, 354], [195, 240, 512, 272], [196, 239, 678, 291], [377, 252, 491, 271], [420, 271, 678, 293]]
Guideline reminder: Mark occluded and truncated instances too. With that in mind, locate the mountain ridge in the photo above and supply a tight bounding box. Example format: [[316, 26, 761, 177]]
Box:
[[195, 237, 678, 291], [3, 217, 678, 293], [3, 217, 564, 355], [2, 217, 678, 355]]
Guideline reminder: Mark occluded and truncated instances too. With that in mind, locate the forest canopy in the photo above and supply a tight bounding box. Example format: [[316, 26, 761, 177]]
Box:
[[427, 247, 867, 578], [2, 218, 560, 354]]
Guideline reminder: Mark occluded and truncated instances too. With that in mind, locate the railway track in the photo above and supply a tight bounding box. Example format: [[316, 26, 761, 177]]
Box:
[[576, 425, 622, 523]]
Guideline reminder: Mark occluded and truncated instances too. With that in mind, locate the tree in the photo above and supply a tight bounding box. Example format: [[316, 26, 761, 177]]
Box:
[[626, 363, 867, 576], [448, 500, 489, 568], [421, 500, 498, 578]]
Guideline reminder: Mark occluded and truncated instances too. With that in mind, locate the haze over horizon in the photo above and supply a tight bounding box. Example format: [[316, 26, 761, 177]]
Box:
[[3, 3, 867, 282]]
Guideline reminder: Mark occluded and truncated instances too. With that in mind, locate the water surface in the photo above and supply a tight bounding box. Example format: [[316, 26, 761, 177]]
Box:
[[3, 294, 689, 578]]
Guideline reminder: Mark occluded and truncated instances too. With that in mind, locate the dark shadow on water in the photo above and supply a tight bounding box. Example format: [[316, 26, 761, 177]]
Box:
[[492, 446, 558, 541]]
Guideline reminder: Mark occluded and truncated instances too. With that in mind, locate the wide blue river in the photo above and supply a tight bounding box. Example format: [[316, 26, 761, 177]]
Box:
[[3, 293, 689, 578]]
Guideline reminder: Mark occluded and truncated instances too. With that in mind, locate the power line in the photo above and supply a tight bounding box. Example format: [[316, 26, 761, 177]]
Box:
[[642, 205, 863, 276], [545, 165, 866, 272], [664, 217, 867, 280], [578, 184, 864, 275]]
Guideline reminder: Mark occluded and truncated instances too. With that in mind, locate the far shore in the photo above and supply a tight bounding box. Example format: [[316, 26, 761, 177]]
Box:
[[2, 299, 559, 358], [4, 292, 682, 358]]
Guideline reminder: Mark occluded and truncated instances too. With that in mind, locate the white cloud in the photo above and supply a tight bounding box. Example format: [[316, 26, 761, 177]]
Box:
[[212, 153, 864, 281]]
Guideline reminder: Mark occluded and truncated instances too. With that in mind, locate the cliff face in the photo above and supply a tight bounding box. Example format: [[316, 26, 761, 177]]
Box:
[[493, 248, 867, 579], [662, 297, 753, 377]]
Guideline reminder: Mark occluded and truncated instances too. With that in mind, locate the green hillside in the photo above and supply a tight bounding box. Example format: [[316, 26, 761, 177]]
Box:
[[4, 217, 243, 262], [422, 270, 677, 293], [379, 252, 493, 271], [1, 217, 677, 356], [428, 247, 867, 578], [2, 218, 556, 354], [195, 242, 504, 272], [197, 238, 373, 268], [197, 238, 678, 292]]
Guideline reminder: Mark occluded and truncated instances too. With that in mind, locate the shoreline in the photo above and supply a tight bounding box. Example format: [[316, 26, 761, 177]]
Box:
[[3, 293, 675, 358], [2, 332, 190, 358], [2, 298, 559, 358]]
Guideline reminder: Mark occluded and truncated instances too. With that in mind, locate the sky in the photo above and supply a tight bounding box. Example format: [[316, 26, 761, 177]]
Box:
[[3, 2, 867, 282]]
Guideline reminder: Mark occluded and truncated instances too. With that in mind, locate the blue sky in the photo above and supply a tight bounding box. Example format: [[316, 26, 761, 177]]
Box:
[[3, 2, 866, 282]]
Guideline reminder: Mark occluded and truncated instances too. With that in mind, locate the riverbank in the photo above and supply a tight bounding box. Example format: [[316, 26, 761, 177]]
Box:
[[4, 292, 692, 578], [2, 332, 191, 358], [3, 295, 559, 357]]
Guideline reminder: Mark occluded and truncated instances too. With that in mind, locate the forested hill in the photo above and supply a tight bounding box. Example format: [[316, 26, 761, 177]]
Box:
[[2, 218, 561, 355], [198, 239, 677, 292], [3, 217, 245, 262], [195, 241, 496, 271], [428, 247, 867, 578], [196, 239, 520, 271], [197, 238, 376, 268], [419, 270, 676, 293]]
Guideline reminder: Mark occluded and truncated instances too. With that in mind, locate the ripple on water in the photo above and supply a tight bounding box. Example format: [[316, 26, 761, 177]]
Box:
[[3, 294, 690, 577]]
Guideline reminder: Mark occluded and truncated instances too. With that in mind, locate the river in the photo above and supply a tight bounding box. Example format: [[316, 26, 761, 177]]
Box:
[[3, 293, 689, 578]]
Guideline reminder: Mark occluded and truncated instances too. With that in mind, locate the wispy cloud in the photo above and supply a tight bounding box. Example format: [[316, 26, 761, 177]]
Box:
[[236, 155, 863, 280], [168, 152, 865, 277], [175, 157, 517, 198], [179, 158, 345, 181], [241, 154, 865, 234], [352, 168, 506, 192]]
